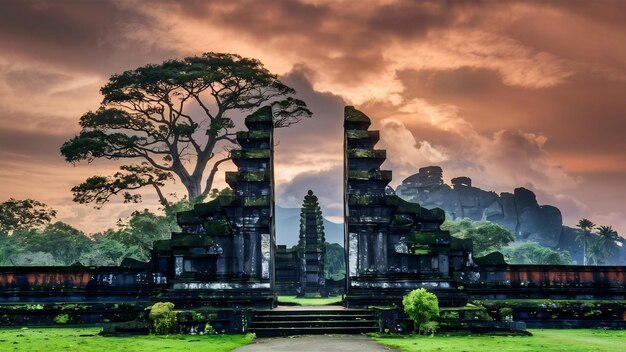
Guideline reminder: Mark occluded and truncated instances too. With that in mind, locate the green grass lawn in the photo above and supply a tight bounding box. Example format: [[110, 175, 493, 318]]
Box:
[[0, 327, 255, 352], [277, 295, 342, 306], [371, 329, 626, 352]]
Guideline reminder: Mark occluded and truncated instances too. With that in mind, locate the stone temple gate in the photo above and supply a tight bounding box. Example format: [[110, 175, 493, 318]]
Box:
[[149, 105, 473, 308], [1, 106, 625, 327]]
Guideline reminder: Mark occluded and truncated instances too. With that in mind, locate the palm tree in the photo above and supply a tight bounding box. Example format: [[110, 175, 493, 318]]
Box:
[[594, 225, 620, 265], [576, 218, 596, 265]]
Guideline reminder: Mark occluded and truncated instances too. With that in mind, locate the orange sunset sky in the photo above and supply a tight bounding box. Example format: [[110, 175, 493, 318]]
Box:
[[0, 0, 624, 238]]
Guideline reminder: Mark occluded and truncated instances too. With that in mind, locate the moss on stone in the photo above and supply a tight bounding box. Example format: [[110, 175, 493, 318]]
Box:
[[385, 195, 422, 214], [347, 170, 393, 181], [230, 149, 270, 159], [236, 130, 271, 140], [245, 105, 273, 122], [165, 234, 214, 248], [407, 231, 441, 245], [347, 148, 386, 158], [474, 251, 507, 266], [344, 106, 371, 123], [347, 194, 385, 205], [203, 220, 230, 236], [194, 198, 221, 216], [242, 196, 270, 207]]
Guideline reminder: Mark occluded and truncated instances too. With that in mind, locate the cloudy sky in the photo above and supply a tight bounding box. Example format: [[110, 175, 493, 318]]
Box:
[[0, 0, 624, 237]]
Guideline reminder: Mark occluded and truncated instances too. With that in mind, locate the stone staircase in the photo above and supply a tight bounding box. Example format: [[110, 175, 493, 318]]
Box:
[[248, 306, 379, 336]]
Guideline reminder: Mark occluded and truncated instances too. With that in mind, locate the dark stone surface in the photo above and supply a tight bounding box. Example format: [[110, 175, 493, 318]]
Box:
[[298, 190, 326, 296], [343, 106, 468, 307]]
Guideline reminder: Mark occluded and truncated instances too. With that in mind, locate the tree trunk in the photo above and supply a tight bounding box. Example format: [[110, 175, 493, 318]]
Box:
[[182, 176, 203, 200]]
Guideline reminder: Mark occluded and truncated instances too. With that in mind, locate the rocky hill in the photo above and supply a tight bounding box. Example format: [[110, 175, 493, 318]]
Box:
[[395, 166, 625, 264]]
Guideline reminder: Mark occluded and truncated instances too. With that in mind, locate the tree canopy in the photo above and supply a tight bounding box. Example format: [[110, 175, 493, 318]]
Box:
[[501, 242, 572, 265], [0, 198, 57, 233], [61, 52, 311, 208], [588, 225, 621, 265], [576, 218, 596, 265], [443, 218, 515, 257]]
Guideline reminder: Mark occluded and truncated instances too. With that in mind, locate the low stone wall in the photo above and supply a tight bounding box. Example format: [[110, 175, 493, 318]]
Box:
[[0, 302, 148, 326], [0, 266, 165, 303], [475, 299, 626, 329], [463, 265, 626, 300]]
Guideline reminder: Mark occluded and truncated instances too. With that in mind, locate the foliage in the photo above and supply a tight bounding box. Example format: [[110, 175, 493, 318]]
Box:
[[324, 242, 346, 280], [53, 314, 70, 324], [149, 302, 177, 335], [107, 209, 176, 261], [9, 251, 61, 266], [402, 288, 440, 335], [61, 52, 311, 207], [444, 218, 514, 256], [576, 218, 596, 265], [0, 327, 255, 352], [441, 217, 474, 234], [0, 198, 197, 266], [500, 242, 572, 265], [204, 323, 216, 334], [498, 307, 513, 321], [6, 222, 91, 265], [588, 225, 621, 265], [418, 321, 439, 336], [78, 235, 137, 266], [0, 198, 57, 233]]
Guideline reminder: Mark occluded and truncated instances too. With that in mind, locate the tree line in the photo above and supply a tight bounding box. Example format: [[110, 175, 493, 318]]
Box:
[[442, 217, 623, 265], [0, 198, 189, 266]]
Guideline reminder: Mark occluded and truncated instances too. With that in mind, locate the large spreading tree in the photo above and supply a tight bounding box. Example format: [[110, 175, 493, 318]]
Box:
[[61, 52, 311, 208]]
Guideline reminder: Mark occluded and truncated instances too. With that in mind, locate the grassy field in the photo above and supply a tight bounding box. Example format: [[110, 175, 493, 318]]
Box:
[[277, 295, 342, 306], [371, 329, 626, 352], [0, 327, 255, 352]]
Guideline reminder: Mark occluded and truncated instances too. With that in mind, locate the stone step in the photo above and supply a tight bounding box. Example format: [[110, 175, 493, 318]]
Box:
[[249, 326, 379, 337], [248, 308, 379, 336], [249, 320, 378, 328], [254, 307, 372, 316], [252, 314, 374, 321]]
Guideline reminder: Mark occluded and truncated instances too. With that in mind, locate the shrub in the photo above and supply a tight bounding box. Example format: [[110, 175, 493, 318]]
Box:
[[149, 302, 177, 335], [499, 307, 513, 321], [204, 322, 216, 334], [54, 314, 70, 324], [419, 321, 439, 336], [402, 288, 440, 335]]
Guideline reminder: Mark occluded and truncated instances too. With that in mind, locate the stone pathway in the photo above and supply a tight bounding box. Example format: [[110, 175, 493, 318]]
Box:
[[233, 334, 399, 352]]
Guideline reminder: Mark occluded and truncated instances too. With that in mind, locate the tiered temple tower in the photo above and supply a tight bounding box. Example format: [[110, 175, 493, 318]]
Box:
[[343, 106, 468, 307], [152, 106, 275, 308], [297, 190, 326, 297]]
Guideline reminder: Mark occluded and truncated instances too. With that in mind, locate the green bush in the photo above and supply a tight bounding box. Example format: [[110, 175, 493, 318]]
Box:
[[402, 288, 440, 335], [54, 314, 70, 324], [149, 302, 177, 335], [499, 307, 513, 321], [419, 321, 439, 336], [204, 323, 216, 334]]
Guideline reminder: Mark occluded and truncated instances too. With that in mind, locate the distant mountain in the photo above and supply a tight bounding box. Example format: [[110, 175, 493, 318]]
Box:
[[275, 206, 344, 247]]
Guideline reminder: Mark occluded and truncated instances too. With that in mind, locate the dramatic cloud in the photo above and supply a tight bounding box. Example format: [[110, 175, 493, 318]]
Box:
[[0, 0, 624, 237]]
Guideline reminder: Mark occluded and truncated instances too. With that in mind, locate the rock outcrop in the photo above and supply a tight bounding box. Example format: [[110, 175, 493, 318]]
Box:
[[395, 166, 587, 262]]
